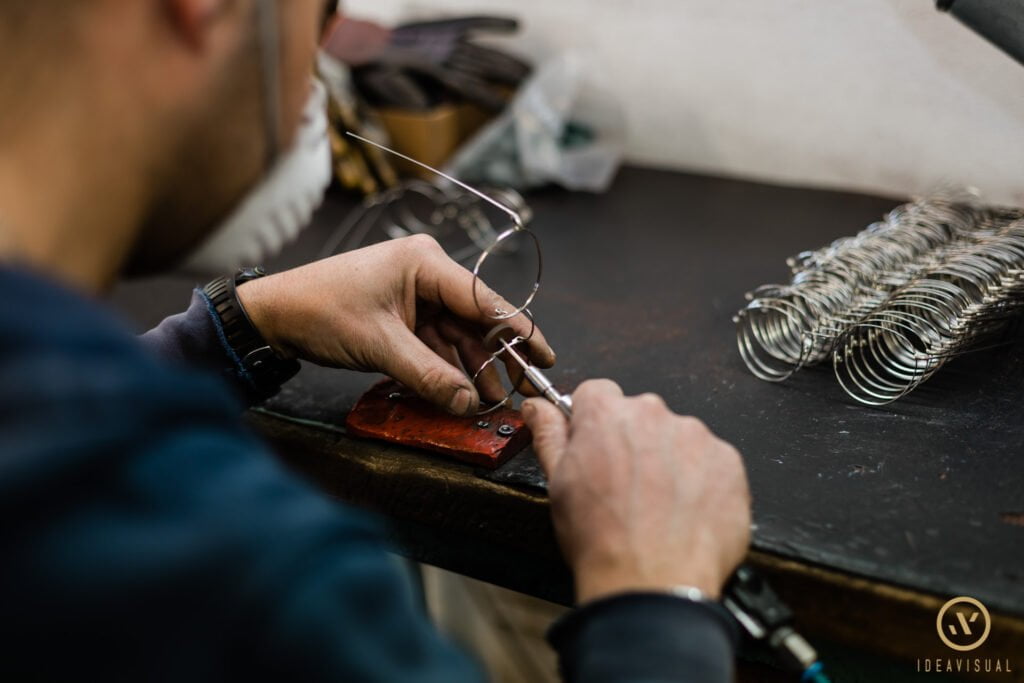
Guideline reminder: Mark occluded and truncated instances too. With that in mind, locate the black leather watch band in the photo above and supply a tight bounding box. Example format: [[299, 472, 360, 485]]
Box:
[[202, 267, 300, 396]]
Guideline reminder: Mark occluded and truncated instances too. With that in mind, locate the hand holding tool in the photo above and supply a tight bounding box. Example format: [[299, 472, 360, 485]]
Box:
[[348, 130, 831, 683], [497, 338, 828, 682]]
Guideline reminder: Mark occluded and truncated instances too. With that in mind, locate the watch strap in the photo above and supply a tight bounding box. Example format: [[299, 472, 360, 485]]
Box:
[[202, 268, 300, 397]]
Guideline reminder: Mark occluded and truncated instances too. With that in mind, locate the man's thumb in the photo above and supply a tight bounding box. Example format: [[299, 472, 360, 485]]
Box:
[[522, 398, 569, 476]]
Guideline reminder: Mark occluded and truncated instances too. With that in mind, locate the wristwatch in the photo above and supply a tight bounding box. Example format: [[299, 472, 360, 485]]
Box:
[[202, 267, 301, 397]]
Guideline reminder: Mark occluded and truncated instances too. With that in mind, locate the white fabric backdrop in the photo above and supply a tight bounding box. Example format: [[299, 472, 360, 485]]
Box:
[[345, 0, 1024, 205]]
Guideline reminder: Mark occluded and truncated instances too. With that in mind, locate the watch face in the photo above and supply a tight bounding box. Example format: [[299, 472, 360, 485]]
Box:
[[236, 266, 267, 283]]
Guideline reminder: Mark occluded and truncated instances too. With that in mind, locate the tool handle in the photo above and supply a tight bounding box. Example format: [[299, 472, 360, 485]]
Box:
[[723, 565, 819, 673], [525, 367, 573, 418]]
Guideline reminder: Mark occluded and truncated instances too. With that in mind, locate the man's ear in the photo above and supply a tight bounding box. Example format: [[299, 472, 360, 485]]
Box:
[[164, 0, 231, 48]]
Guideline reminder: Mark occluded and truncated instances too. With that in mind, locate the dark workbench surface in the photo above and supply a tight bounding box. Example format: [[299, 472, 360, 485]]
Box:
[[111, 166, 1024, 666]]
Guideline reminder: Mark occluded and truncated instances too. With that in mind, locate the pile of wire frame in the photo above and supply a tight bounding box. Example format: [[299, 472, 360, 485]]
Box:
[[735, 193, 1024, 405], [319, 179, 530, 267]]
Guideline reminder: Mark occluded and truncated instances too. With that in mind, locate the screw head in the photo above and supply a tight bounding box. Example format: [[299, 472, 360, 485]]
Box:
[[497, 424, 516, 437], [476, 420, 491, 429]]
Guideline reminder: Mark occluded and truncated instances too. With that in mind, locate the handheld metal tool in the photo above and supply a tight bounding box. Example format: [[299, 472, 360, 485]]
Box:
[[499, 338, 573, 418]]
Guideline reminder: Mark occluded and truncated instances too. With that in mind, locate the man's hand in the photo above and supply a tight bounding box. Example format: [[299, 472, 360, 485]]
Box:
[[522, 380, 751, 603], [236, 234, 554, 415]]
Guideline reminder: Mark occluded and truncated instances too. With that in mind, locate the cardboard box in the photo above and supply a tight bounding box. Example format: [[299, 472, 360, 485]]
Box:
[[375, 102, 492, 179]]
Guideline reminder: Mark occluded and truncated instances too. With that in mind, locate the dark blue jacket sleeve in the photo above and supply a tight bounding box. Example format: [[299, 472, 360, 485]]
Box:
[[0, 343, 483, 682], [549, 593, 738, 683], [139, 288, 285, 405]]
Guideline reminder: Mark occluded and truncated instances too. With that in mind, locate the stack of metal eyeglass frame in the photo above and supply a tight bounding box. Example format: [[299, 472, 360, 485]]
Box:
[[735, 193, 1024, 405], [319, 179, 532, 267]]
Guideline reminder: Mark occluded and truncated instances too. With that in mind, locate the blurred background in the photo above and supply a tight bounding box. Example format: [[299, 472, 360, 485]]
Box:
[[341, 0, 1024, 204]]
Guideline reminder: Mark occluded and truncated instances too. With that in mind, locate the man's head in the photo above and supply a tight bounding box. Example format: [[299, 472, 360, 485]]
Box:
[[0, 0, 324, 282]]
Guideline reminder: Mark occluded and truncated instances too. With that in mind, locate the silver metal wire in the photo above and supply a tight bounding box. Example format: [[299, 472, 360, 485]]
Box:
[[735, 192, 1024, 405], [318, 179, 529, 266], [472, 319, 536, 414], [472, 226, 542, 320]]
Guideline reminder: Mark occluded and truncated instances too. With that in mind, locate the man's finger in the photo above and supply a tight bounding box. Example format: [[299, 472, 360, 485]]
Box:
[[572, 379, 624, 419], [414, 245, 556, 368], [499, 354, 542, 397], [522, 398, 569, 477], [416, 323, 463, 373], [456, 338, 506, 404], [432, 316, 506, 402], [382, 322, 480, 416], [435, 315, 543, 399]]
